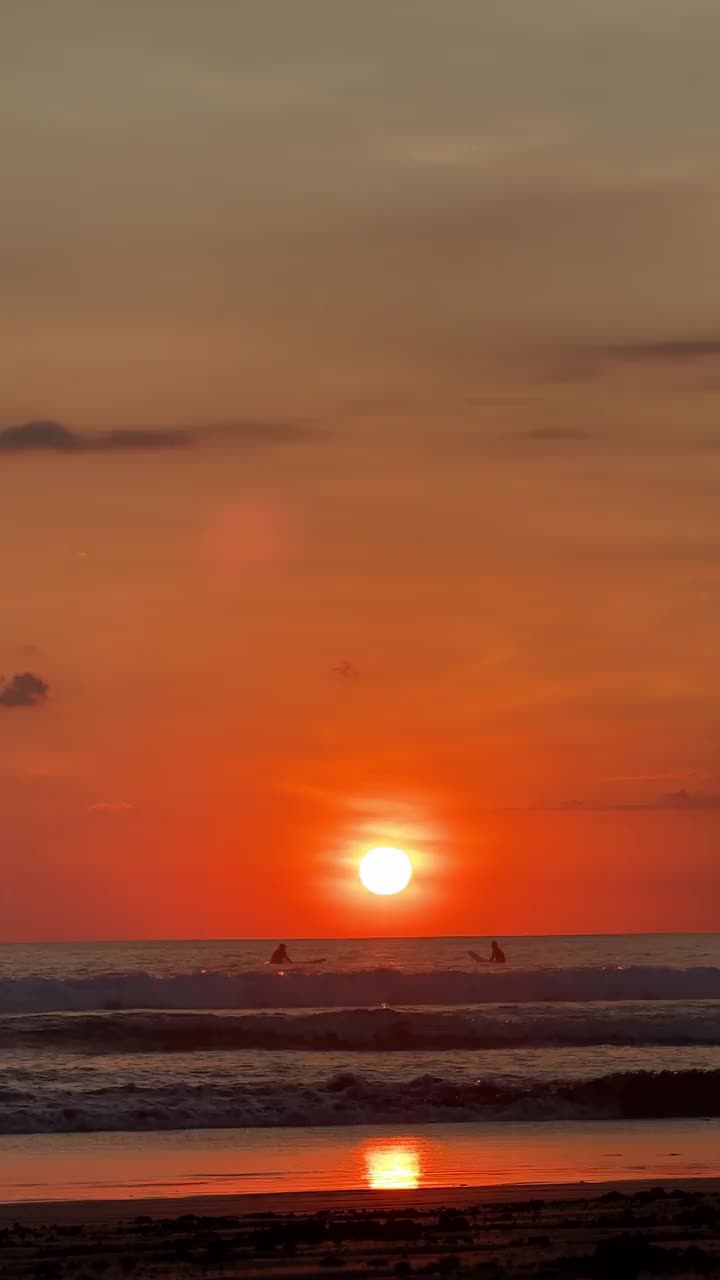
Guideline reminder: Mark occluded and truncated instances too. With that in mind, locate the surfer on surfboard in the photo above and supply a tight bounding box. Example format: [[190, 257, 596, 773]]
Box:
[[267, 945, 327, 968], [468, 941, 507, 964]]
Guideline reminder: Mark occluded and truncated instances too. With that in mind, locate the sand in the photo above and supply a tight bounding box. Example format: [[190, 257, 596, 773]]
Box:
[[2, 1180, 720, 1278]]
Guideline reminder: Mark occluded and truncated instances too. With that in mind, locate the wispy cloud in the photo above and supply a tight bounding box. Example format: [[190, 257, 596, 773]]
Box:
[[0, 672, 49, 709], [211, 421, 324, 447], [656, 789, 720, 811], [495, 790, 720, 814], [388, 123, 573, 173], [172, 68, 321, 113], [604, 772, 712, 784], [494, 426, 593, 457], [0, 419, 324, 457], [410, 422, 595, 463], [598, 339, 720, 363], [331, 659, 362, 681], [549, 337, 720, 384]]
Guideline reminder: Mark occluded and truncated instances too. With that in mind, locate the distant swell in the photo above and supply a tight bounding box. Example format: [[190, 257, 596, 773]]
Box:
[[5, 1003, 720, 1052], [3, 966, 720, 1013], [1, 1070, 719, 1134]]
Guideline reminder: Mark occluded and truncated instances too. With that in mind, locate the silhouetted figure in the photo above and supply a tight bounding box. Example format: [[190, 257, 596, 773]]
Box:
[[270, 944, 292, 966], [489, 940, 506, 964]]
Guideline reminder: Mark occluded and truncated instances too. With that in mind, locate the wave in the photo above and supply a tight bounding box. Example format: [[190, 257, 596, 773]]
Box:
[[3, 966, 720, 1013], [1, 1069, 719, 1134], [5, 1002, 720, 1052]]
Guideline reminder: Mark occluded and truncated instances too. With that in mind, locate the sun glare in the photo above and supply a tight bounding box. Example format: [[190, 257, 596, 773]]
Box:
[[359, 846, 413, 896], [364, 1140, 421, 1189]]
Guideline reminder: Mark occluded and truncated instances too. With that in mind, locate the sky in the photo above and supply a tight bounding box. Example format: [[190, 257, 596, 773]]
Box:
[[2, 1, 719, 940]]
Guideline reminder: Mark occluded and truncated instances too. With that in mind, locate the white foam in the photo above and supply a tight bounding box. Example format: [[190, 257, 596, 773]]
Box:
[[1, 1068, 718, 1134]]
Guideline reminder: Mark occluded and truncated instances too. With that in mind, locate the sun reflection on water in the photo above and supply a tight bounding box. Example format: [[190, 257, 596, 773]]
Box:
[[363, 1139, 422, 1190]]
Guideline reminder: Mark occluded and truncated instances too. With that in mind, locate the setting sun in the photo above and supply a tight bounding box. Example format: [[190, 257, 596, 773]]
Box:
[[359, 847, 413, 896]]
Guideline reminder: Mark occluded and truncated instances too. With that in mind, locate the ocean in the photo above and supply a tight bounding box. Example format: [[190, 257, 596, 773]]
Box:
[[2, 934, 720, 1139]]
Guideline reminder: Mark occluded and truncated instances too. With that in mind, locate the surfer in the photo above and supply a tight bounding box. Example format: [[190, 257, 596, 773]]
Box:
[[467, 942, 506, 965], [270, 943, 292, 966]]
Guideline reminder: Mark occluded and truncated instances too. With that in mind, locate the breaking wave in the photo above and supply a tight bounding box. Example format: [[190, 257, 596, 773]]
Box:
[[4, 1002, 720, 1052], [1, 1069, 719, 1134], [3, 966, 720, 1013]]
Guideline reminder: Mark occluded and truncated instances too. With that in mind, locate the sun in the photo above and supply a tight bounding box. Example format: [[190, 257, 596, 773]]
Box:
[[359, 846, 413, 896]]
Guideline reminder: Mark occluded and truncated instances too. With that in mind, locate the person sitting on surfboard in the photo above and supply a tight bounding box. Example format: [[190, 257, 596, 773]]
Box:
[[270, 944, 292, 965], [489, 940, 506, 964]]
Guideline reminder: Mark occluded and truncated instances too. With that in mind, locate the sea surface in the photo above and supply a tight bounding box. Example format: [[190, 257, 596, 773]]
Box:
[[2, 935, 719, 1138]]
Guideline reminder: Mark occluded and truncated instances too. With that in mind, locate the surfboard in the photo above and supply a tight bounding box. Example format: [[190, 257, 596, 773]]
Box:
[[468, 950, 486, 963]]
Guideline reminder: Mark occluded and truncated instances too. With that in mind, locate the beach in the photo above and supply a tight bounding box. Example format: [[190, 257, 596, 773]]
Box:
[[3, 937, 720, 1274], [3, 1124, 720, 1276], [4, 1120, 720, 1203], [3, 1181, 720, 1277]]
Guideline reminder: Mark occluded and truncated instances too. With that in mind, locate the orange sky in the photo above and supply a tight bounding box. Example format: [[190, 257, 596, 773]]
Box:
[[1, 2, 719, 939]]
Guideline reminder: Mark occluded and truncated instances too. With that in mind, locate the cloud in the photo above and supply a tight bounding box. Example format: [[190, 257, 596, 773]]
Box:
[[331, 659, 361, 680], [605, 772, 711, 784], [598, 340, 720, 363], [210, 421, 324, 447], [317, 178, 711, 358], [418, 423, 594, 463], [170, 67, 322, 113], [0, 421, 189, 453], [550, 338, 720, 382], [440, 420, 720, 463], [98, 429, 189, 451], [656, 789, 720, 811], [495, 790, 720, 814], [0, 672, 49, 709], [0, 420, 323, 456], [90, 801, 133, 812], [388, 124, 572, 173], [488, 427, 592, 459]]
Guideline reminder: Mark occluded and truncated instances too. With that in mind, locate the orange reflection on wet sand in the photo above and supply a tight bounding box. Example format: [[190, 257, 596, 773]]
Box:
[[4, 1122, 720, 1204], [363, 1138, 422, 1190]]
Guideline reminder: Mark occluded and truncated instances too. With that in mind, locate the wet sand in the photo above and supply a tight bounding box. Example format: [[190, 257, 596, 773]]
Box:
[[5, 1118, 720, 1205], [2, 1180, 720, 1277]]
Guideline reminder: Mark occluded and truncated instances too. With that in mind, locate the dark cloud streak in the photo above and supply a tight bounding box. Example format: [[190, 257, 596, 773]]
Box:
[[491, 790, 720, 814], [600, 340, 720, 363], [210, 421, 323, 446], [0, 422, 190, 454], [0, 420, 324, 457]]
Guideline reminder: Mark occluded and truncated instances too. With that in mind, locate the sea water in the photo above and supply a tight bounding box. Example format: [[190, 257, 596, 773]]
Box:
[[2, 935, 719, 1136]]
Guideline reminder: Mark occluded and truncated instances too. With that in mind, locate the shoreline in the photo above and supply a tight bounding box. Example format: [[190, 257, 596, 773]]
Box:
[[4, 1117, 720, 1206], [3, 1175, 720, 1226]]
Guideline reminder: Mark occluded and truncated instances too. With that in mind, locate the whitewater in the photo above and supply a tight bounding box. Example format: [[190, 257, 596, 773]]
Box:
[[1, 935, 719, 1135]]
